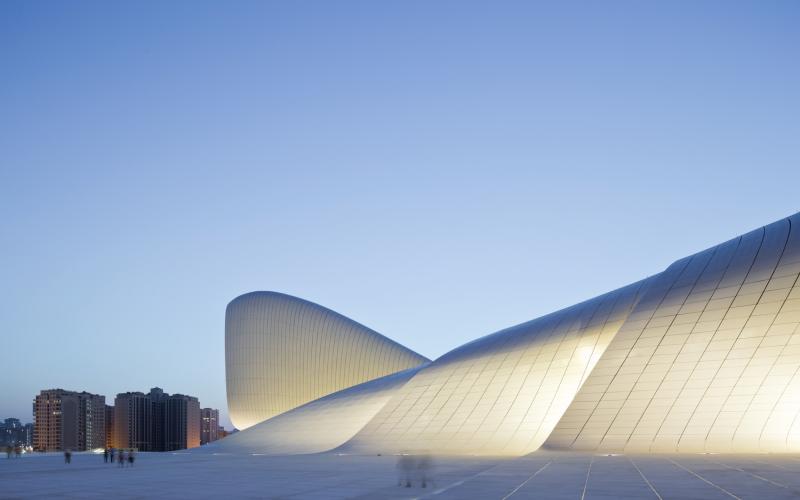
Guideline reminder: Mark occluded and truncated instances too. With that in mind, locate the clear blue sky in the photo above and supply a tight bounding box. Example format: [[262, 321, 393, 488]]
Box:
[[1, 1, 798, 429]]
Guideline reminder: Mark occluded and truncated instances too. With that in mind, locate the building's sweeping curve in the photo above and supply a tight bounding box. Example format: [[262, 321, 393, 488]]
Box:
[[339, 279, 652, 455], [225, 292, 429, 430], [223, 212, 800, 455], [209, 366, 424, 455], [546, 212, 800, 453]]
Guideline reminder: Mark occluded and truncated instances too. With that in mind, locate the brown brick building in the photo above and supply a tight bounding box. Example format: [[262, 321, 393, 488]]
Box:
[[33, 389, 105, 451]]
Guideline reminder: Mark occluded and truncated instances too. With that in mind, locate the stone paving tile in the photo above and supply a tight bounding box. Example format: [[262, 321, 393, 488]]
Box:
[[426, 457, 553, 500], [716, 456, 800, 490], [584, 456, 657, 499], [631, 456, 734, 500], [666, 456, 797, 500], [508, 455, 591, 499]]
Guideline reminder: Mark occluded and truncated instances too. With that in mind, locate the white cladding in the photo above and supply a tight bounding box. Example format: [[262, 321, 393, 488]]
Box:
[[210, 367, 423, 455], [222, 213, 800, 455], [340, 280, 651, 455], [546, 213, 800, 453], [225, 292, 429, 430]]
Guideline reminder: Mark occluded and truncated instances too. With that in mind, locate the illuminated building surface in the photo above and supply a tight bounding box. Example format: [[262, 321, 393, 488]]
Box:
[[215, 367, 423, 455], [222, 212, 800, 457], [225, 292, 429, 430]]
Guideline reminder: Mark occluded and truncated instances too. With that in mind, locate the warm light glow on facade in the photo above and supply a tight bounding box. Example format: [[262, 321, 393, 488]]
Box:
[[216, 212, 800, 456]]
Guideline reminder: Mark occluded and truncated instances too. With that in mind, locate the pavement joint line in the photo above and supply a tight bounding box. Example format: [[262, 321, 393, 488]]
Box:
[[580, 455, 594, 500], [712, 460, 793, 491], [753, 459, 793, 471], [666, 457, 742, 500], [499, 461, 552, 500], [628, 456, 663, 500], [411, 461, 509, 499]]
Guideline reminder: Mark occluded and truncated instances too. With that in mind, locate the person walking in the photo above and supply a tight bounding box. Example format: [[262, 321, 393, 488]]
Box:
[[110, 448, 115, 464], [128, 450, 135, 467], [14, 446, 21, 459], [5, 446, 10, 459], [416, 454, 433, 488], [103, 448, 109, 463], [64, 450, 72, 464], [397, 454, 415, 487], [118, 450, 126, 467]]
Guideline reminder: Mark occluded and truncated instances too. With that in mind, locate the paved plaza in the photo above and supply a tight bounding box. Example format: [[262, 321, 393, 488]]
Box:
[[4, 450, 800, 499]]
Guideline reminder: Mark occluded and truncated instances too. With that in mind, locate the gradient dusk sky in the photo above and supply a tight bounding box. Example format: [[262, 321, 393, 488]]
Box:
[[2, 1, 798, 428]]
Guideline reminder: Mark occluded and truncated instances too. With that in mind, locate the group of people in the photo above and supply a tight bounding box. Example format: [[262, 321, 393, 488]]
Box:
[[103, 448, 136, 467], [59, 448, 136, 466], [4, 446, 22, 459], [396, 453, 434, 488]]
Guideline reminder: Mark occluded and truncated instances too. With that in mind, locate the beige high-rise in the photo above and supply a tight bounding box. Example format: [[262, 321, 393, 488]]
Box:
[[33, 389, 105, 451]]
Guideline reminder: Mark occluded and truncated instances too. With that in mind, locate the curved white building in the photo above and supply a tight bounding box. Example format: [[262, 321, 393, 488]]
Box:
[[212, 367, 424, 455], [340, 279, 652, 455], [221, 212, 800, 455], [546, 214, 800, 453], [225, 292, 429, 430]]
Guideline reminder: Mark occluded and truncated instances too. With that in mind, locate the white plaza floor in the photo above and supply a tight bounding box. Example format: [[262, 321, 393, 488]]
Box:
[[4, 450, 800, 499]]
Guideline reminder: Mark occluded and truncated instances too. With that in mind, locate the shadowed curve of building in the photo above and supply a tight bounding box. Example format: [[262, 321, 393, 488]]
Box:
[[222, 212, 800, 456]]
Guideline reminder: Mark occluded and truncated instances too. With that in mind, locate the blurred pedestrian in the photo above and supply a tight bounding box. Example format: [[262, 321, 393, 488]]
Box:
[[64, 450, 72, 464], [103, 448, 109, 463], [118, 450, 125, 467], [397, 453, 415, 487], [416, 454, 433, 488], [128, 450, 134, 467], [110, 447, 115, 464]]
